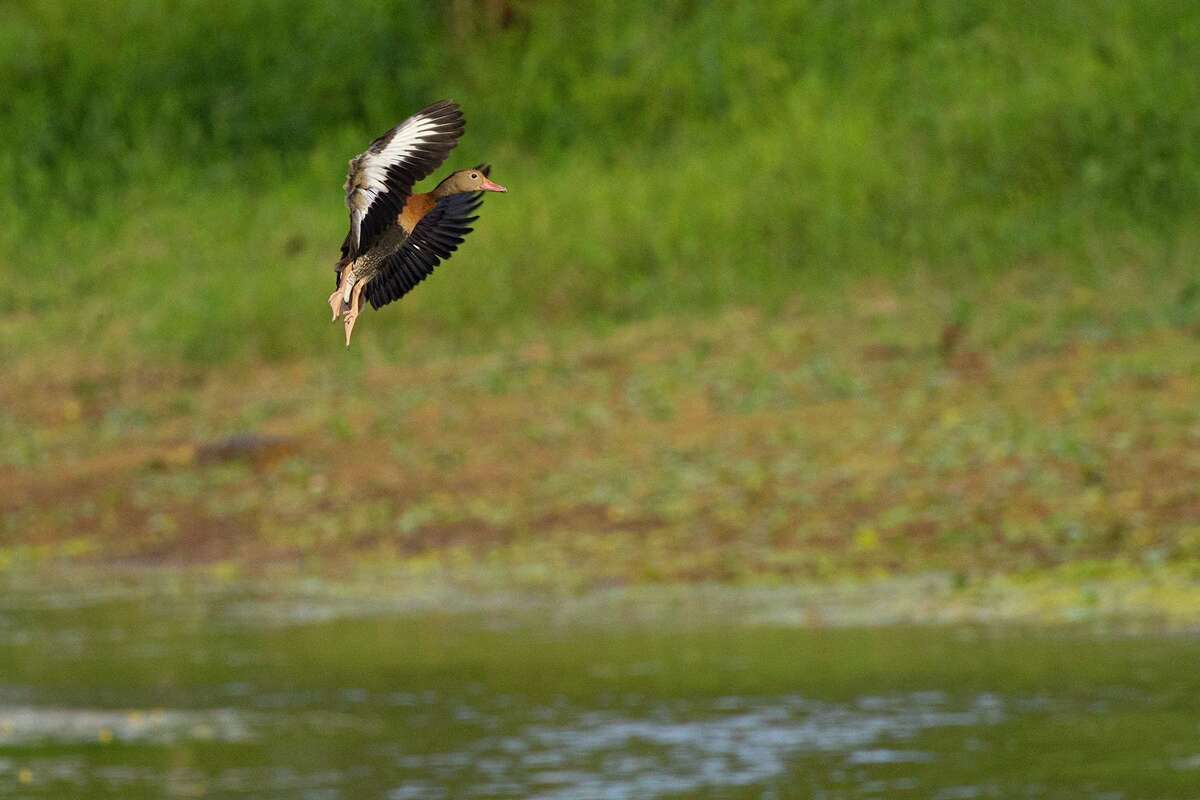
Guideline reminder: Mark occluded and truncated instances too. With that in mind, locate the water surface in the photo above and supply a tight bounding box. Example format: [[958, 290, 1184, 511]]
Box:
[[1, 579, 1198, 798]]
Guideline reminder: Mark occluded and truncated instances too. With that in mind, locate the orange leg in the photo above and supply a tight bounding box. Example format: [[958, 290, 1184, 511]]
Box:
[[343, 278, 368, 347], [329, 269, 353, 321]]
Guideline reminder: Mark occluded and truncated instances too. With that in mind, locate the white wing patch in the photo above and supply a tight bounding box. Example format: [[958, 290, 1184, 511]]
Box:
[[343, 101, 464, 256]]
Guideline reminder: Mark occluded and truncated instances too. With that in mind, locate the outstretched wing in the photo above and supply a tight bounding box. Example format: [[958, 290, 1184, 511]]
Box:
[[343, 100, 464, 258], [364, 165, 490, 310]]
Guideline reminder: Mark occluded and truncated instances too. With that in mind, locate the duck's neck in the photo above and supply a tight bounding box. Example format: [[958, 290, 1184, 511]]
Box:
[[431, 176, 461, 199]]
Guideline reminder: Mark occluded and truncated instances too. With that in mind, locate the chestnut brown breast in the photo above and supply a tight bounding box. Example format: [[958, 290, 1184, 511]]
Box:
[[398, 194, 436, 234]]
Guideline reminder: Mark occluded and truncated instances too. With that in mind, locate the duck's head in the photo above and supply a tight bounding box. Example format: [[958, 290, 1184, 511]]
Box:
[[439, 165, 507, 195]]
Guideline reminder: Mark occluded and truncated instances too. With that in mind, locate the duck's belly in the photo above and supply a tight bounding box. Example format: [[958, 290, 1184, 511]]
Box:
[[349, 226, 408, 284]]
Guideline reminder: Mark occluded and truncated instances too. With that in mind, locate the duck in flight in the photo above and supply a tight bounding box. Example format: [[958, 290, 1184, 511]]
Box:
[[330, 100, 506, 346]]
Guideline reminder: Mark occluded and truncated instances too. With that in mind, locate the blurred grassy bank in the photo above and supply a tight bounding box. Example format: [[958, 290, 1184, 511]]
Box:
[[4, 269, 1199, 592], [2, 2, 1199, 601], [2, 0, 1199, 363]]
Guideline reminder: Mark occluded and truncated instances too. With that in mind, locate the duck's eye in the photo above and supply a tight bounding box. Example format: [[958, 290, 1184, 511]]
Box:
[[470, 172, 478, 179]]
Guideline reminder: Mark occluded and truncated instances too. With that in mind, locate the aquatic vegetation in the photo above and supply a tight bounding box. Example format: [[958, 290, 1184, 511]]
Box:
[[2, 267, 1197, 604]]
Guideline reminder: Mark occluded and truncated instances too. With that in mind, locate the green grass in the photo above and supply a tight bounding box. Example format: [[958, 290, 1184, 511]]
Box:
[[2, 1, 1199, 364], [3, 2, 1199, 595]]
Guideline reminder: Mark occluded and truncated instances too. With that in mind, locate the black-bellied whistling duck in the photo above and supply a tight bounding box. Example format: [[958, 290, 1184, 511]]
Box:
[[330, 100, 506, 346]]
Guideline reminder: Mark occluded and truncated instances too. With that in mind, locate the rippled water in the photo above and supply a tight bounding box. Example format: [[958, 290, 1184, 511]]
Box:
[[0, 693, 1008, 798], [2, 578, 1199, 798]]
